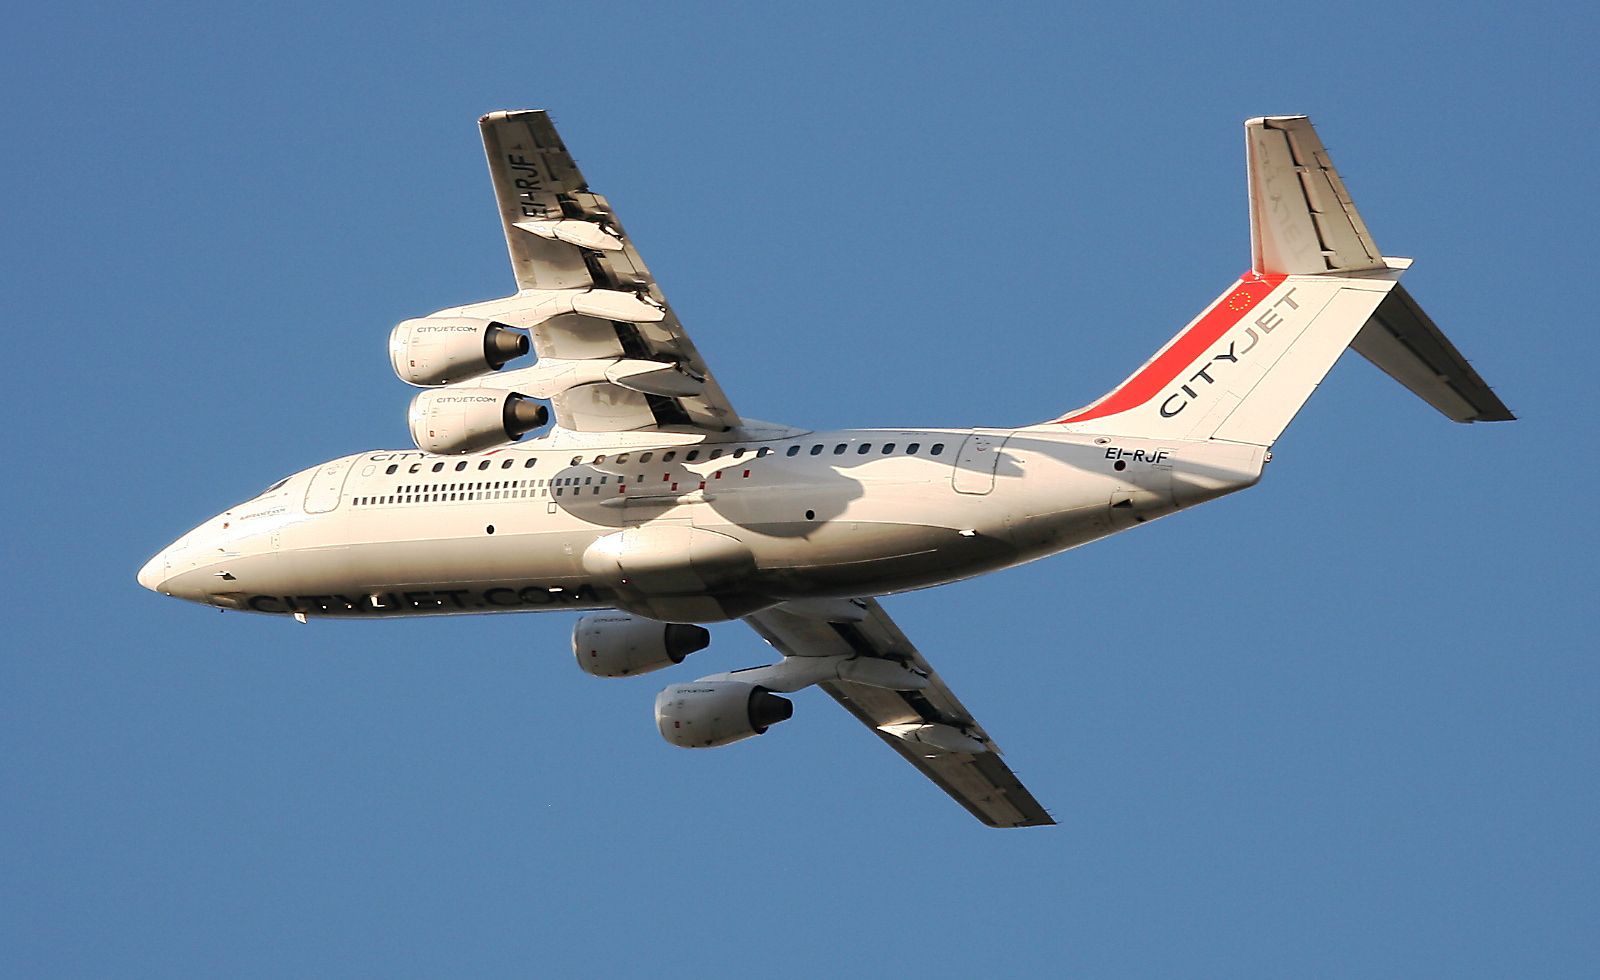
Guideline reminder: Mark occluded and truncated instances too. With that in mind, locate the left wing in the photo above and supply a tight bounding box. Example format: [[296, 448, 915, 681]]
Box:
[[745, 600, 1055, 828], [430, 109, 741, 434]]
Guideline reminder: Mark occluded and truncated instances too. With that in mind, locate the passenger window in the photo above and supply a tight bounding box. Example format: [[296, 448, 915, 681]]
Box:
[[709, 449, 723, 460], [570, 456, 583, 465], [501, 460, 513, 469], [833, 444, 847, 455], [455, 461, 468, 471], [640, 452, 653, 463], [857, 444, 871, 454], [810, 445, 823, 455], [385, 465, 397, 475], [882, 443, 895, 454], [432, 462, 444, 472], [786, 446, 800, 457], [931, 443, 945, 455], [758, 447, 771, 457], [732, 448, 746, 459], [686, 450, 700, 461], [663, 451, 676, 462], [907, 442, 921, 454], [478, 460, 490, 470], [409, 464, 421, 473], [524, 458, 537, 468], [617, 454, 631, 464], [593, 455, 606, 464]]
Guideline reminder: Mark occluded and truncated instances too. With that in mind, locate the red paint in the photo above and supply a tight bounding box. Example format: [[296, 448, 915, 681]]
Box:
[[1055, 272, 1285, 424]]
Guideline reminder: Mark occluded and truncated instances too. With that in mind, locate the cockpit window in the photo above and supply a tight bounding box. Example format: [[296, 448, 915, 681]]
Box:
[[260, 477, 290, 495]]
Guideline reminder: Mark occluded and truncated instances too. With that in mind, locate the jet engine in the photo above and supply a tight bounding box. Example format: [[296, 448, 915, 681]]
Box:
[[407, 389, 549, 455], [390, 317, 530, 386], [654, 681, 794, 748], [572, 613, 711, 678]]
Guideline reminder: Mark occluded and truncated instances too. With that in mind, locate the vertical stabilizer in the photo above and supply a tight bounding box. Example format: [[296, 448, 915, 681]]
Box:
[[1039, 116, 1513, 447], [1047, 272, 1395, 446], [1248, 116, 1385, 276]]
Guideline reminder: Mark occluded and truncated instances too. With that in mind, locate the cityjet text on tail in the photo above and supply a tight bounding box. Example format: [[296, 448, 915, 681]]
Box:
[[140, 113, 1512, 827]]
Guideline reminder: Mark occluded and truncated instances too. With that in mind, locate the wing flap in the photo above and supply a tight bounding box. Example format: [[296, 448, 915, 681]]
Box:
[[466, 110, 741, 433], [746, 601, 1055, 828]]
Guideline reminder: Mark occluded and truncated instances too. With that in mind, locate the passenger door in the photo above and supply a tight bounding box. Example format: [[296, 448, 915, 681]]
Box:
[[303, 458, 355, 514], [951, 432, 1008, 495]]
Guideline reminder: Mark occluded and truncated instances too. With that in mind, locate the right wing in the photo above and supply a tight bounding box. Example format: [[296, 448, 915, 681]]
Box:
[[745, 600, 1055, 829], [428, 110, 742, 435]]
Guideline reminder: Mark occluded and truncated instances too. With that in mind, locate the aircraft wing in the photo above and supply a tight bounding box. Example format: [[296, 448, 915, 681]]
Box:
[[744, 600, 1056, 828], [429, 110, 741, 434]]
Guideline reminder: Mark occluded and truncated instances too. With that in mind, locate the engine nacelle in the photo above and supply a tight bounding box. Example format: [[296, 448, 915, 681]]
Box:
[[572, 613, 710, 678], [390, 317, 529, 386], [655, 681, 793, 748], [407, 388, 549, 455]]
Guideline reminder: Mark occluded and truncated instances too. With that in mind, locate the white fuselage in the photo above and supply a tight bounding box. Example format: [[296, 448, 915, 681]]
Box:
[[139, 425, 1266, 623]]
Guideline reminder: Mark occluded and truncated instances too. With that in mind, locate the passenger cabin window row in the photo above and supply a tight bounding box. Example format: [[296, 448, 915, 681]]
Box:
[[791, 441, 942, 457], [386, 457, 542, 476], [352, 475, 628, 507], [364, 439, 948, 505], [572, 441, 943, 465], [381, 441, 945, 479]]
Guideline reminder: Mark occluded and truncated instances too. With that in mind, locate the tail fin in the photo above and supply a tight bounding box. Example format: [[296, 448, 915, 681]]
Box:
[[1247, 115, 1386, 276], [1045, 116, 1513, 447]]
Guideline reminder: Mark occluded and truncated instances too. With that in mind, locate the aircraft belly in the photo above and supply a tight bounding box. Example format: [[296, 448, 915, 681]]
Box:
[[762, 523, 1019, 595]]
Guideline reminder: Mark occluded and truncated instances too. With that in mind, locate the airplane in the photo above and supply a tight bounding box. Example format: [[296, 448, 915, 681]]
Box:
[[138, 112, 1513, 827]]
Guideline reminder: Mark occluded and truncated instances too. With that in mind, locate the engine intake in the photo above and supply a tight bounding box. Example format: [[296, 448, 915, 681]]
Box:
[[407, 388, 549, 455], [573, 613, 710, 678], [655, 681, 793, 748], [390, 317, 530, 386]]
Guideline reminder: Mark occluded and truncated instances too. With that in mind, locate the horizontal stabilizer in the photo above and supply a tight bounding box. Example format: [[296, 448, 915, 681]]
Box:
[[1350, 283, 1516, 422]]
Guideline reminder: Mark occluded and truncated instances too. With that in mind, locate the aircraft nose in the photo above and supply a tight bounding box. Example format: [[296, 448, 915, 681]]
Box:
[[137, 552, 167, 592]]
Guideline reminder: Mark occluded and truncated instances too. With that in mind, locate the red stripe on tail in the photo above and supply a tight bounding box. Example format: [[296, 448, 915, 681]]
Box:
[[1054, 272, 1286, 425]]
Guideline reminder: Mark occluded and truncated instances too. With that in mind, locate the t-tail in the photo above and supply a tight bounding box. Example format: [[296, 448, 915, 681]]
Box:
[[1043, 115, 1513, 447]]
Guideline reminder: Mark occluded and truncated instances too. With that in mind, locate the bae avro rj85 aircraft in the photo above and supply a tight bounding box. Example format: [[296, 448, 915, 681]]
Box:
[[139, 112, 1512, 827]]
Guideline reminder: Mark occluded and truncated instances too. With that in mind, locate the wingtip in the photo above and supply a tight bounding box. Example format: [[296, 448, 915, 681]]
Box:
[[479, 108, 550, 125], [1245, 114, 1310, 129]]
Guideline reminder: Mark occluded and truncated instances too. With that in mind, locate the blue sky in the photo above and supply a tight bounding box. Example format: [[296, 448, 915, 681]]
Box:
[[3, 2, 1596, 976]]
